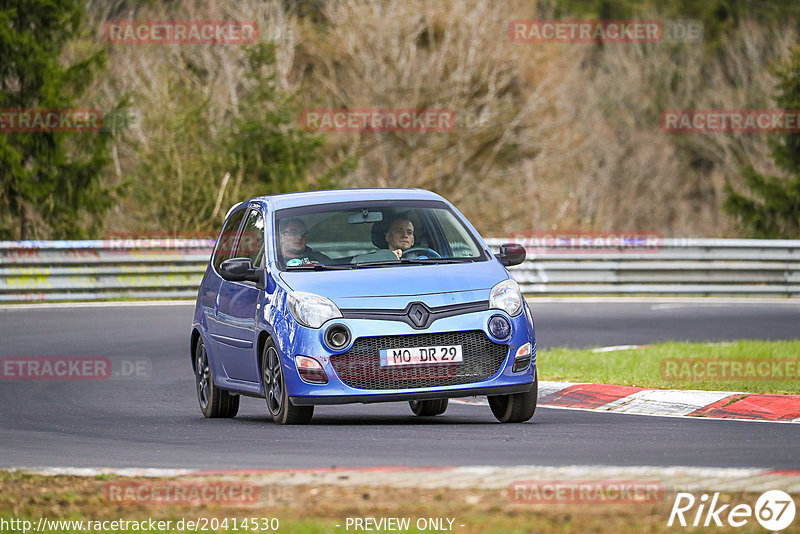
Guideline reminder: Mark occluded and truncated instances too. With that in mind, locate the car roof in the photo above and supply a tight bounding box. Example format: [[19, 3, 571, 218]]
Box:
[[248, 188, 447, 210]]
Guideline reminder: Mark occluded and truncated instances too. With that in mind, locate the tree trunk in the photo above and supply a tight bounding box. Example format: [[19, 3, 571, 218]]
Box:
[[20, 202, 31, 240]]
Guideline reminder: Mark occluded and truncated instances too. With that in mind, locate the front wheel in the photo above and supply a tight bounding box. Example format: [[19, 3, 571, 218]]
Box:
[[261, 339, 314, 425], [488, 371, 537, 423], [409, 398, 449, 416], [195, 338, 239, 418]]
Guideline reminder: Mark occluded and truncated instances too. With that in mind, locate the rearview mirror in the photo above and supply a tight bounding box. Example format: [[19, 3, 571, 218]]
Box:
[[495, 243, 526, 267], [347, 210, 383, 224]]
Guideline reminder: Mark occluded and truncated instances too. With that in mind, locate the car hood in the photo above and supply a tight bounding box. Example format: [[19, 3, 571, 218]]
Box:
[[278, 260, 509, 308]]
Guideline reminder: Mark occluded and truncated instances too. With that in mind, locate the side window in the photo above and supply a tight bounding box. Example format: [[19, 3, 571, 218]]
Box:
[[235, 209, 265, 267], [433, 210, 481, 258], [213, 208, 246, 272]]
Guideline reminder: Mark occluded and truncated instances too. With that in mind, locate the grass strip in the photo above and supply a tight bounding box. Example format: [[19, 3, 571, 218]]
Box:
[[0, 472, 768, 534], [538, 340, 800, 394]]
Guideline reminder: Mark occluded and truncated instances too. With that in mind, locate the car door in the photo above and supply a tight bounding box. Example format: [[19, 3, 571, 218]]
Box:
[[203, 205, 246, 361], [212, 205, 265, 383]]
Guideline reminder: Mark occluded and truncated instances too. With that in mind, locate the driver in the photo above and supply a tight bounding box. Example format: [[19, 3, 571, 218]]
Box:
[[278, 218, 330, 267], [384, 217, 415, 259]]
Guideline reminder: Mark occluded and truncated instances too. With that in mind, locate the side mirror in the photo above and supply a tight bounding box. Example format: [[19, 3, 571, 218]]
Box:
[[495, 243, 526, 267], [220, 257, 266, 289]]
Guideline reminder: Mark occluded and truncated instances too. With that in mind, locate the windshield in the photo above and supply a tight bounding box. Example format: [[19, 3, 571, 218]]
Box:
[[273, 200, 489, 270]]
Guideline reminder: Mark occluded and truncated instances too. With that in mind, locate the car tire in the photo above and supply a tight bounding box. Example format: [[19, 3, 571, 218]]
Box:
[[409, 398, 449, 416], [261, 338, 314, 425], [488, 370, 537, 423], [195, 338, 239, 418]]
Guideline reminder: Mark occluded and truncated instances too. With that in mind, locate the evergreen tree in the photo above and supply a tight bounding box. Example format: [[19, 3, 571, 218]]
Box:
[[0, 0, 112, 239], [724, 44, 800, 238], [229, 44, 352, 197]]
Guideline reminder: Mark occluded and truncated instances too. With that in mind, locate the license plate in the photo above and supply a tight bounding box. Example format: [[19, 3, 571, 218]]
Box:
[[379, 345, 463, 367]]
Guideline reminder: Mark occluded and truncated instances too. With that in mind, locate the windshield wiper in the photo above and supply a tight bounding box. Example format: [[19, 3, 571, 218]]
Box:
[[352, 258, 475, 268], [351, 260, 412, 268], [285, 264, 352, 271], [403, 258, 475, 264]]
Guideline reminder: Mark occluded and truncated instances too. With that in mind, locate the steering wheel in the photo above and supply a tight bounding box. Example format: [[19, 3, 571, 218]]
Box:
[[402, 247, 442, 260]]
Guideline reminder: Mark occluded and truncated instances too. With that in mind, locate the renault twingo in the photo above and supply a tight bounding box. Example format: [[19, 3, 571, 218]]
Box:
[[191, 188, 536, 424]]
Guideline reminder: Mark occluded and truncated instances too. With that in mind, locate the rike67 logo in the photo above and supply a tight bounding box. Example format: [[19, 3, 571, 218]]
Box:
[[668, 490, 796, 531]]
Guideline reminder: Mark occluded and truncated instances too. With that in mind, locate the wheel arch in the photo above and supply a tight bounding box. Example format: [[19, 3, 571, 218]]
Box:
[[190, 328, 202, 373], [256, 329, 273, 392]]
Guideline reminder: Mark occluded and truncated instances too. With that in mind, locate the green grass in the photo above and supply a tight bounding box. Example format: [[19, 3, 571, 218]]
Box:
[[537, 340, 800, 394]]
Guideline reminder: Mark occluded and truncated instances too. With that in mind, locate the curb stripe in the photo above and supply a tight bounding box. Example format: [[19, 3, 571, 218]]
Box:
[[538, 381, 576, 398], [691, 394, 800, 421], [539, 384, 645, 409], [599, 389, 735, 416], [537, 381, 799, 423], [687, 394, 746, 419], [192, 466, 452, 476]]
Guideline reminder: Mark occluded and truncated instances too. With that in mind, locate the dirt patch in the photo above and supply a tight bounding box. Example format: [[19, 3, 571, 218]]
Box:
[[0, 472, 793, 533]]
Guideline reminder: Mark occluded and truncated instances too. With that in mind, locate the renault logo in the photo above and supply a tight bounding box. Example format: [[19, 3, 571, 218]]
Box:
[[407, 303, 431, 329]]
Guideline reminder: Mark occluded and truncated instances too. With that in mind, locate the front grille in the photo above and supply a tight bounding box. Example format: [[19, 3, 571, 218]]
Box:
[[331, 331, 507, 390], [341, 301, 489, 330]]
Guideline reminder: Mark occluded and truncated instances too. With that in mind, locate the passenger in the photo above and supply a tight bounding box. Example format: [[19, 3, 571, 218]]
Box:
[[278, 218, 330, 267]]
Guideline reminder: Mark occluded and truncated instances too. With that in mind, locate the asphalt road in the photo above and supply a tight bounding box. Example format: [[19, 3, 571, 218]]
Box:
[[1, 300, 798, 470]]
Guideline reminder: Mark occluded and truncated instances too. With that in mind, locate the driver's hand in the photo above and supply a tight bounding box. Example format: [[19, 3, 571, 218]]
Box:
[[392, 249, 402, 259]]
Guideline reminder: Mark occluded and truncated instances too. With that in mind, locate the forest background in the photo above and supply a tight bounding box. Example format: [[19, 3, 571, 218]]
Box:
[[1, 0, 799, 240]]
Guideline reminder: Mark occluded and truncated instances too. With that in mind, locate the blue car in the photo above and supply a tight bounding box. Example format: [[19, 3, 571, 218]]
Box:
[[190, 188, 536, 424]]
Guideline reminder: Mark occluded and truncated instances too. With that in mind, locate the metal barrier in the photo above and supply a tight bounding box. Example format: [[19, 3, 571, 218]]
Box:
[[1, 238, 799, 302], [487, 238, 800, 296], [0, 240, 213, 302]]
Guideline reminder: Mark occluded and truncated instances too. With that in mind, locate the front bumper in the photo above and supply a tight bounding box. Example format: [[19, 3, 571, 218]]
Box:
[[274, 304, 536, 406], [290, 383, 533, 406]]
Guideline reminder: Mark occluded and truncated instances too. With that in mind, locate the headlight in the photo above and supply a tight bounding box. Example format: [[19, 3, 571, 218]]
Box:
[[286, 291, 342, 328], [489, 279, 523, 316]]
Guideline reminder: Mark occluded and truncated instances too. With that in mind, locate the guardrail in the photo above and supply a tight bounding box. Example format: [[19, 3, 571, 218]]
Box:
[[0, 240, 212, 302], [486, 238, 800, 296], [1, 238, 799, 302]]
